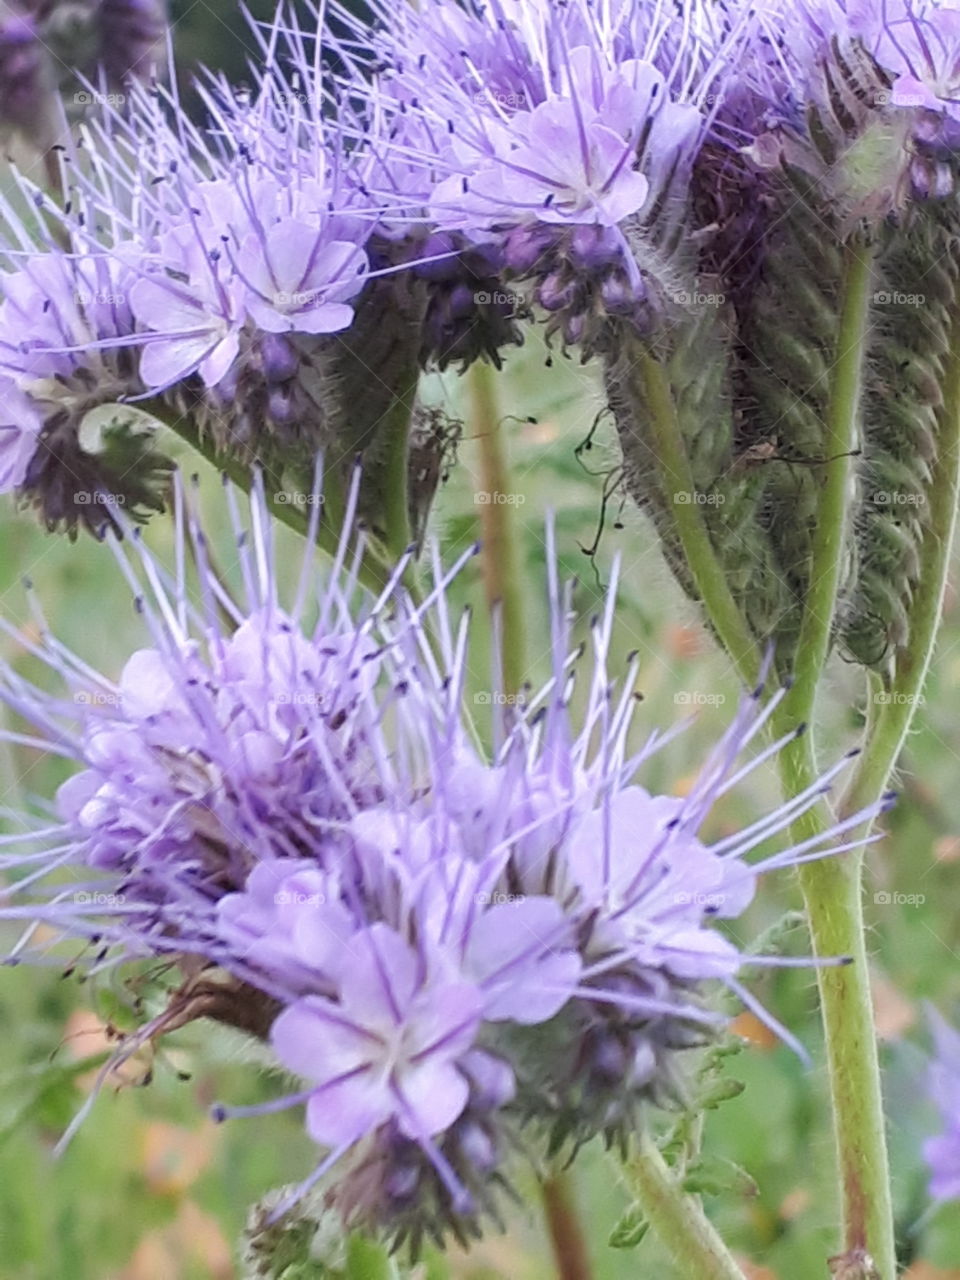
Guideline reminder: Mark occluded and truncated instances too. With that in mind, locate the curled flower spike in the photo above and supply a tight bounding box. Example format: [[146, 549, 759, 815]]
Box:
[[0, 468, 892, 1246], [753, 0, 960, 205]]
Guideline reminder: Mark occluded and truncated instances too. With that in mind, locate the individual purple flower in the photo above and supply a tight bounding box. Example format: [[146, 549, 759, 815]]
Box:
[[131, 269, 246, 391], [0, 246, 172, 530], [271, 924, 484, 1151], [241, 223, 367, 336], [923, 1005, 960, 1202]]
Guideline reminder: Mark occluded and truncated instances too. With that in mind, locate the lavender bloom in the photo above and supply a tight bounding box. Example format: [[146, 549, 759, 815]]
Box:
[[0, 468, 410, 973], [331, 0, 737, 356], [271, 924, 485, 1149], [0, 475, 890, 1242], [124, 163, 371, 394], [0, 40, 406, 519], [923, 1006, 960, 1202], [349, 0, 671, 224]]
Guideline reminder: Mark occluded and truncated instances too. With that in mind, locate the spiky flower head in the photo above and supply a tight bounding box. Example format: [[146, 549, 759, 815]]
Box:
[[333, 0, 743, 358], [0, 26, 432, 533], [0, 471, 890, 1247]]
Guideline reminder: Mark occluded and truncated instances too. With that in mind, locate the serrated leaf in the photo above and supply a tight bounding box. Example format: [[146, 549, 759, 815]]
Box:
[[608, 1205, 650, 1249]]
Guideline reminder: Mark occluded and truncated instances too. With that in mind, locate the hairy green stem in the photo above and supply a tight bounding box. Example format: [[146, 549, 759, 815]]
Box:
[[782, 240, 874, 724], [470, 361, 527, 694], [843, 322, 960, 821], [636, 351, 760, 682], [772, 241, 897, 1279], [624, 1134, 746, 1280], [377, 363, 419, 562]]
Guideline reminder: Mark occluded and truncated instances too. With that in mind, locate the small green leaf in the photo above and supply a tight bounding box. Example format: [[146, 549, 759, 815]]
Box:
[[608, 1204, 651, 1249]]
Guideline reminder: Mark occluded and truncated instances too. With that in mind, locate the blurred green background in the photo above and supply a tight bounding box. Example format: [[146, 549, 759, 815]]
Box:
[[2, 3, 960, 1278]]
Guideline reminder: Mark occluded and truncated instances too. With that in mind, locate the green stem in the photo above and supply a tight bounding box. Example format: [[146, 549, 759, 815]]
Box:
[[470, 361, 527, 694], [624, 1134, 746, 1280], [781, 240, 874, 728], [635, 350, 759, 683], [843, 323, 960, 820], [540, 1173, 594, 1280], [377, 367, 419, 562], [772, 241, 897, 1279]]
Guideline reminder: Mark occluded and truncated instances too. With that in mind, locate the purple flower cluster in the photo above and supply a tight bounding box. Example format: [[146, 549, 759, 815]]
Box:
[[0, 60, 388, 524], [0, 473, 889, 1241], [3, 0, 959, 536], [334, 0, 737, 358]]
